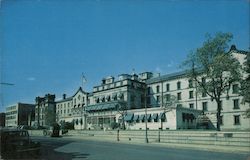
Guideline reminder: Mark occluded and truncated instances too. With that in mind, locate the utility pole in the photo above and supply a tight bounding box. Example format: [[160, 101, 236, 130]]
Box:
[[144, 86, 148, 143]]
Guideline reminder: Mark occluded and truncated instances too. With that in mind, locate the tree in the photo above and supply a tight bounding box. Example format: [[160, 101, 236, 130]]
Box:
[[182, 32, 242, 131], [240, 52, 250, 118], [161, 94, 178, 129], [116, 101, 128, 130]]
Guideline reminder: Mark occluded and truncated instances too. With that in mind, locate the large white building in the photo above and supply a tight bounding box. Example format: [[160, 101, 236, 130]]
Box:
[[42, 46, 250, 130]]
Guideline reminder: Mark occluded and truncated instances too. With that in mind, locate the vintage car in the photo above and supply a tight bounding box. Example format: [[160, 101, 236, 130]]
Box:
[[0, 128, 40, 158], [43, 123, 61, 137]]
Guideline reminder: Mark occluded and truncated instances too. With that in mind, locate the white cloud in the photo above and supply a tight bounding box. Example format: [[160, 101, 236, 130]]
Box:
[[27, 77, 36, 81], [167, 61, 175, 68], [155, 66, 163, 73]]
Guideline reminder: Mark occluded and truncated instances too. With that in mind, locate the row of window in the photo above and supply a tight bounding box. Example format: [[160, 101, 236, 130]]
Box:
[[220, 115, 241, 125], [150, 82, 239, 95], [199, 99, 240, 111]]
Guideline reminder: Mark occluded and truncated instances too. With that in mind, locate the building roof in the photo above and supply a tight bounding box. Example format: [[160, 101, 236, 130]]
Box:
[[229, 45, 249, 55], [56, 97, 73, 103], [146, 70, 188, 84]]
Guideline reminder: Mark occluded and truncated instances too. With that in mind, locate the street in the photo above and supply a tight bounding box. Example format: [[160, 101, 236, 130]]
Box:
[[15, 136, 249, 160]]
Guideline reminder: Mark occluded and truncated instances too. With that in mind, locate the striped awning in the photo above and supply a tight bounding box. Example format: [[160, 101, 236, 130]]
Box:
[[146, 114, 151, 120], [133, 115, 139, 121], [152, 113, 158, 120], [124, 113, 134, 121], [139, 114, 145, 120], [159, 113, 166, 119]]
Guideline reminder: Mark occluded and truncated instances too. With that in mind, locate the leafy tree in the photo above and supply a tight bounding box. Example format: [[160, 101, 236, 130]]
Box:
[[240, 52, 250, 117], [182, 32, 242, 131]]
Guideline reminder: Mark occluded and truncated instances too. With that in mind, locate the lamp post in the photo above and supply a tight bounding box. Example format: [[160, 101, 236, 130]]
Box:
[[144, 87, 148, 143]]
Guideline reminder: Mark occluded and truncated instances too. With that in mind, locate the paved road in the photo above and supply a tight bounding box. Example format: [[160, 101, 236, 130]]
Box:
[[7, 136, 249, 160]]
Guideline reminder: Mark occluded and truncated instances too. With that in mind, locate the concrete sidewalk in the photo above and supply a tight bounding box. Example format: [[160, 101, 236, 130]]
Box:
[[62, 134, 250, 154]]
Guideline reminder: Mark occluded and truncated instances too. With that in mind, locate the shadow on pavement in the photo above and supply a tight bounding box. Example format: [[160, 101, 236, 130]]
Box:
[[1, 136, 90, 160]]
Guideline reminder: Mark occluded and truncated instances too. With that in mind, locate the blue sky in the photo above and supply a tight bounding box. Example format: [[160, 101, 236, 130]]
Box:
[[0, 0, 249, 112]]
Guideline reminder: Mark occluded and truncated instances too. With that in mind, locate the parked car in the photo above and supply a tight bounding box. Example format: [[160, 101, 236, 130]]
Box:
[[0, 128, 40, 158], [43, 123, 60, 137]]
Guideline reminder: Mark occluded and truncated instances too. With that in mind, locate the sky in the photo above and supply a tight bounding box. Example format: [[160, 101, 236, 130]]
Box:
[[0, 0, 249, 112]]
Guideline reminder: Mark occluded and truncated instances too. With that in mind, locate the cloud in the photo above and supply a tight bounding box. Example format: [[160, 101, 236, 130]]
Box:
[[167, 61, 175, 68], [27, 77, 36, 81], [155, 66, 163, 73]]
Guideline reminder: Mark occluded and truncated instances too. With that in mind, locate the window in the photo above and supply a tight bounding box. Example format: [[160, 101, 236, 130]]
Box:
[[233, 99, 240, 109], [147, 97, 151, 105], [234, 115, 240, 125], [189, 103, 194, 109], [156, 96, 160, 103], [202, 102, 208, 111], [177, 104, 182, 108], [147, 87, 151, 94], [220, 100, 223, 110], [202, 91, 207, 97], [141, 95, 144, 104], [219, 115, 223, 125], [201, 77, 206, 84], [232, 84, 239, 94], [156, 85, 160, 93], [177, 92, 182, 100], [188, 79, 193, 88], [165, 94, 171, 102], [189, 91, 194, 99], [177, 81, 181, 90], [166, 84, 170, 92]]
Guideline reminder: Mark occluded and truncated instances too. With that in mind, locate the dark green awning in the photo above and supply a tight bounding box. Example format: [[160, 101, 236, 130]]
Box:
[[152, 113, 158, 120], [146, 114, 151, 120], [159, 113, 166, 119], [139, 114, 145, 120], [124, 113, 134, 121], [133, 115, 139, 121]]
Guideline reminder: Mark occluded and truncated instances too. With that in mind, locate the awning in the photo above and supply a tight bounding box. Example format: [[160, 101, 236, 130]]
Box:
[[159, 113, 166, 119], [146, 114, 151, 120], [152, 113, 158, 120], [133, 115, 139, 121], [112, 94, 117, 99], [85, 102, 117, 112], [118, 93, 124, 98], [106, 95, 111, 101], [124, 113, 134, 121], [139, 114, 145, 121]]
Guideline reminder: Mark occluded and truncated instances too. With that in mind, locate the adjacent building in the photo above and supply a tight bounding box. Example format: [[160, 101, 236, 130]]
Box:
[[0, 113, 5, 127], [35, 94, 56, 127], [5, 103, 35, 127]]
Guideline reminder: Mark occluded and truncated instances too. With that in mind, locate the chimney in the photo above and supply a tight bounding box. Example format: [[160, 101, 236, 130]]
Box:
[[230, 45, 237, 51], [63, 94, 66, 99]]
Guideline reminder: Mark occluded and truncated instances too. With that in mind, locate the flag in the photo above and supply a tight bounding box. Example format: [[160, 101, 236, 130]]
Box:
[[82, 73, 87, 84]]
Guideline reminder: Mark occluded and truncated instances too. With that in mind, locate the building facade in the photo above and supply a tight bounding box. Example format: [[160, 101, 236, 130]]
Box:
[[0, 113, 5, 127], [56, 87, 89, 130], [33, 45, 249, 130], [35, 94, 56, 127], [5, 103, 35, 127]]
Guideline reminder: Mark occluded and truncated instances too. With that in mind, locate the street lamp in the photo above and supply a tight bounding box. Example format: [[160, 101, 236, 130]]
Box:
[[144, 87, 148, 143]]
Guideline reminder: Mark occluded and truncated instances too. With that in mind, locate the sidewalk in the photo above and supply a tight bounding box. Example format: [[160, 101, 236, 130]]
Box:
[[63, 134, 250, 154]]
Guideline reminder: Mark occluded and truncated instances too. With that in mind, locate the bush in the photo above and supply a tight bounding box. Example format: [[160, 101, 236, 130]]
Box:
[[110, 122, 119, 130], [63, 122, 74, 130]]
